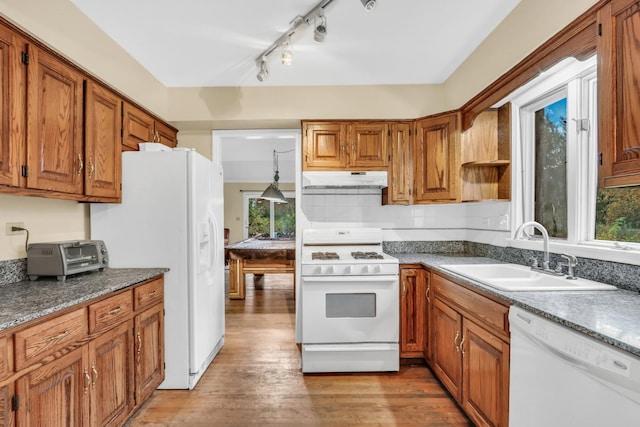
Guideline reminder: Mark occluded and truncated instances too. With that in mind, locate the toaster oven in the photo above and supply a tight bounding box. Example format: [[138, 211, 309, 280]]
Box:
[[27, 240, 109, 281]]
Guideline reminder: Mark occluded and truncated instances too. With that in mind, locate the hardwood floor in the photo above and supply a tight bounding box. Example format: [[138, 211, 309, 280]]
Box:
[[127, 273, 472, 426]]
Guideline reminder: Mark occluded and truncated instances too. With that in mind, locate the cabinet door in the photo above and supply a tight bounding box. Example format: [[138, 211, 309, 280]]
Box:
[[384, 122, 412, 205], [461, 319, 510, 427], [16, 345, 90, 426], [414, 113, 460, 203], [0, 383, 12, 427], [122, 102, 154, 151], [154, 120, 177, 148], [400, 268, 425, 357], [134, 303, 164, 405], [432, 297, 462, 401], [303, 122, 347, 170], [89, 321, 134, 427], [423, 270, 433, 362], [85, 80, 122, 199], [26, 45, 84, 194], [349, 122, 389, 169], [0, 24, 26, 188], [598, 0, 640, 187]]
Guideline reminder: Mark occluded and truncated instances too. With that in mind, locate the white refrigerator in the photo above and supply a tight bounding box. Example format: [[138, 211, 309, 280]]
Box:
[[90, 148, 225, 389]]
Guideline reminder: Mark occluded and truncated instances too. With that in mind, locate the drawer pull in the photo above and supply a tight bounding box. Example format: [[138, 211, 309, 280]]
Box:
[[136, 332, 142, 365], [84, 369, 91, 395], [46, 329, 70, 342], [147, 290, 158, 298], [107, 306, 122, 315], [91, 364, 98, 389]]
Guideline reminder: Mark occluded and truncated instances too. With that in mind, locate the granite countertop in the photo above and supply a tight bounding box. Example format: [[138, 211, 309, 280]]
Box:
[[0, 267, 167, 332], [394, 253, 640, 358]]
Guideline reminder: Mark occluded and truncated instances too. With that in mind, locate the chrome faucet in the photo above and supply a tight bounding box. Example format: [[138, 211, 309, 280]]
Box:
[[556, 253, 578, 279], [514, 221, 551, 271]]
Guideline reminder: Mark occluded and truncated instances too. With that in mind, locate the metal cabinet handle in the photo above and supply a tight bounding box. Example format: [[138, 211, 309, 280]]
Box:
[[46, 329, 70, 342], [77, 154, 84, 175], [147, 290, 158, 297], [91, 364, 98, 389], [425, 283, 431, 303], [107, 306, 122, 315], [402, 282, 407, 298], [88, 159, 95, 178], [454, 330, 460, 352], [460, 334, 466, 357], [84, 369, 91, 395], [136, 332, 142, 365]]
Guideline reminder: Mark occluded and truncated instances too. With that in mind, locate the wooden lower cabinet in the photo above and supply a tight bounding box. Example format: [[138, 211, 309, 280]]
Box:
[[1, 276, 164, 427], [429, 272, 510, 427], [134, 303, 164, 405], [89, 321, 134, 427], [16, 346, 90, 426], [400, 266, 425, 358], [0, 384, 12, 427]]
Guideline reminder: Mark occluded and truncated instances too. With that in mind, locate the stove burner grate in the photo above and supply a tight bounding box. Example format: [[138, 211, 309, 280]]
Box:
[[351, 251, 384, 260], [312, 252, 340, 260]]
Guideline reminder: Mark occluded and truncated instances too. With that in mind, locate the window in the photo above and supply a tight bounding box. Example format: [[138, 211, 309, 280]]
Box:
[[243, 192, 295, 239], [508, 55, 640, 260]]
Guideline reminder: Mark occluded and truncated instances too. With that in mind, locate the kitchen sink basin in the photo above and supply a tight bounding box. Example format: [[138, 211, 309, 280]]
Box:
[[439, 263, 616, 291]]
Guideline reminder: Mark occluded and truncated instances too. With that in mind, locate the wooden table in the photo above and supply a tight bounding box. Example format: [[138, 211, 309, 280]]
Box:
[[225, 238, 296, 299]]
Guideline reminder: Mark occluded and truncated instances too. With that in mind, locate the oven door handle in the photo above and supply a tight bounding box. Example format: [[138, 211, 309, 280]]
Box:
[[302, 275, 398, 283]]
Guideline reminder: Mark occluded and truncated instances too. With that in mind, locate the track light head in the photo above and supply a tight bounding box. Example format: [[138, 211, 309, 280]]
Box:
[[281, 37, 293, 65], [360, 0, 376, 11], [314, 10, 327, 43], [256, 59, 269, 82]]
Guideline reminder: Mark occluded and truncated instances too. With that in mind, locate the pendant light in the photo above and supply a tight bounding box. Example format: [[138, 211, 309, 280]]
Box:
[[259, 150, 288, 203]]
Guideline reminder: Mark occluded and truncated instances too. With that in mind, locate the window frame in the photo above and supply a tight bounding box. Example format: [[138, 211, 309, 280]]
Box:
[[242, 191, 296, 239], [505, 55, 640, 266]]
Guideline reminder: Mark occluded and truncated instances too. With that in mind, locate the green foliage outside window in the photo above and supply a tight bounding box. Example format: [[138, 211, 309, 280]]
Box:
[[595, 187, 640, 243]]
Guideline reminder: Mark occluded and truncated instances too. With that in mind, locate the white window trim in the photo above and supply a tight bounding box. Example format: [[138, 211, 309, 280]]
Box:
[[504, 55, 640, 266], [242, 191, 295, 239]]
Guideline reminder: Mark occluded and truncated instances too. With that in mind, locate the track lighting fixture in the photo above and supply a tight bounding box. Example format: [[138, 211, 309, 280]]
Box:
[[360, 0, 376, 10], [256, 58, 268, 82], [281, 37, 292, 65], [314, 9, 327, 43]]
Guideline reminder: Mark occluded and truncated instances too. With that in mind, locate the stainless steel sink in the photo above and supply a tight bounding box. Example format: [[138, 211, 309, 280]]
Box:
[[440, 263, 616, 291]]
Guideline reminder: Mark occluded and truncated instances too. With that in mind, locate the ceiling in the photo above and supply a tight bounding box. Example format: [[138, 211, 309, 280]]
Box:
[[70, 0, 521, 88]]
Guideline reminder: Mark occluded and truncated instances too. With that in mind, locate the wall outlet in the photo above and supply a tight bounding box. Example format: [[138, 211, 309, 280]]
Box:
[[6, 222, 25, 235]]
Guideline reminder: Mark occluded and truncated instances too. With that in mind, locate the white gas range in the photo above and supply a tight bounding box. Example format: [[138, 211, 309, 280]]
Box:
[[300, 228, 399, 373]]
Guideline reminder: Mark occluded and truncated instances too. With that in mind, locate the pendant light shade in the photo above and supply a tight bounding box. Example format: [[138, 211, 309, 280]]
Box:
[[259, 150, 288, 203]]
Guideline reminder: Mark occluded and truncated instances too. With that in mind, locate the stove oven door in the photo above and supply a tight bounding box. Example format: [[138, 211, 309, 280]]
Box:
[[301, 274, 399, 373]]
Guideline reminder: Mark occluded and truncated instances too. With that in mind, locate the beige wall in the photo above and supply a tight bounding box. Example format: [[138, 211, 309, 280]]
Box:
[[224, 182, 295, 244], [0, 194, 88, 260], [0, 0, 599, 261]]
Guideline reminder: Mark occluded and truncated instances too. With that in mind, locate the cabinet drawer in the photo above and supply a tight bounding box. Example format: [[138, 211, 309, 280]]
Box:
[[88, 290, 133, 333], [0, 335, 10, 381], [134, 278, 164, 310], [14, 308, 88, 371], [433, 273, 509, 337]]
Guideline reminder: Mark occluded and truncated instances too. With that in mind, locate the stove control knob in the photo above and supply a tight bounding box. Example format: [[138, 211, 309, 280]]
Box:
[[361, 265, 369, 274], [323, 266, 334, 274], [314, 266, 322, 274], [373, 265, 381, 273], [343, 266, 352, 274]]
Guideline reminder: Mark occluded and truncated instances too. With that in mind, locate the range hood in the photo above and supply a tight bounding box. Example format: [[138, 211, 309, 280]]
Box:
[[302, 171, 387, 189]]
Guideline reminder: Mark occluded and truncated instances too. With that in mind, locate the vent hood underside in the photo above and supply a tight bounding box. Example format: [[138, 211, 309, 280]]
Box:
[[302, 171, 388, 189]]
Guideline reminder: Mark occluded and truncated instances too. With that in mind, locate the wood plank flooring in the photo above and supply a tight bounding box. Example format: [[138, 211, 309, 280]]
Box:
[[127, 273, 472, 426]]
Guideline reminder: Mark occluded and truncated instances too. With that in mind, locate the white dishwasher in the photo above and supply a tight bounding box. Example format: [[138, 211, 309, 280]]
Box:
[[509, 306, 640, 427]]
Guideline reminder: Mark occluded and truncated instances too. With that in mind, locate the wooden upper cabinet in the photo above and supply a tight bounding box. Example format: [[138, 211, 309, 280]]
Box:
[[25, 44, 84, 194], [85, 80, 122, 200], [348, 122, 389, 168], [303, 122, 347, 169], [302, 121, 389, 170], [598, 0, 640, 187], [383, 122, 413, 205], [414, 112, 460, 203], [122, 102, 154, 151], [154, 120, 177, 148], [0, 24, 26, 189], [123, 101, 177, 151]]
